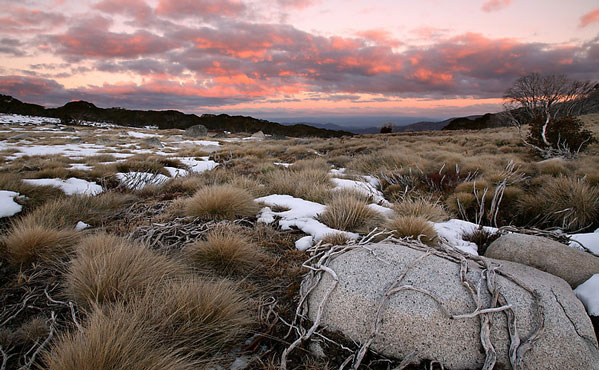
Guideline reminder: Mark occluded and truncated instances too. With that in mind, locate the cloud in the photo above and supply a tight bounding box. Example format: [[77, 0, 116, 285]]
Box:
[[48, 17, 180, 59], [579, 9, 599, 28], [276, 0, 315, 10], [155, 0, 246, 20], [94, 0, 154, 23], [0, 6, 66, 33], [482, 0, 511, 12]]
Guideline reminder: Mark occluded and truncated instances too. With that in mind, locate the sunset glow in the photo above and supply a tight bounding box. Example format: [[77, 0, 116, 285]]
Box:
[[0, 0, 597, 122]]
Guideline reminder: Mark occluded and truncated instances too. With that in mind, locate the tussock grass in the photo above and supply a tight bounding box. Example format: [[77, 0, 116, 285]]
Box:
[[44, 305, 197, 370], [1, 219, 81, 265], [185, 226, 263, 276], [0, 173, 64, 208], [519, 176, 599, 231], [290, 158, 330, 172], [264, 168, 332, 203], [318, 197, 386, 233], [321, 233, 351, 245], [393, 198, 449, 222], [65, 233, 187, 308], [536, 158, 571, 176], [185, 184, 259, 220], [325, 187, 372, 203], [385, 215, 438, 246], [128, 278, 253, 358]]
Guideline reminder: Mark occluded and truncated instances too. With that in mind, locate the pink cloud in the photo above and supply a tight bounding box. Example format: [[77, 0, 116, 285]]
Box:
[[579, 9, 599, 28], [94, 0, 154, 23], [0, 6, 66, 33], [482, 0, 511, 12], [155, 0, 246, 19], [277, 0, 315, 10]]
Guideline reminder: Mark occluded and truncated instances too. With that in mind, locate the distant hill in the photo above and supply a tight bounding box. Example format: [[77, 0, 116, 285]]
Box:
[[442, 113, 508, 130], [0, 95, 352, 138]]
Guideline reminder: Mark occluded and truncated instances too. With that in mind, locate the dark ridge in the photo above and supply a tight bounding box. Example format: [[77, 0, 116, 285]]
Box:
[[442, 113, 509, 130], [0, 95, 353, 138]]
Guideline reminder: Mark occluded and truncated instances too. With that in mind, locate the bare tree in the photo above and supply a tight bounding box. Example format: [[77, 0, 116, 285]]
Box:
[[502, 73, 597, 158]]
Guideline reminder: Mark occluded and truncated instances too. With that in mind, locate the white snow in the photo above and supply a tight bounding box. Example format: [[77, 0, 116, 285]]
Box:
[[115, 172, 170, 190], [329, 168, 346, 176], [331, 177, 389, 205], [164, 167, 189, 177], [274, 162, 292, 168], [568, 231, 599, 256], [127, 131, 159, 138], [368, 203, 395, 218], [0, 190, 23, 217], [176, 157, 218, 173], [75, 221, 90, 231], [574, 274, 599, 316], [433, 219, 498, 256], [22, 178, 103, 195], [295, 236, 314, 251], [180, 139, 220, 147], [68, 163, 93, 171], [0, 113, 60, 125], [256, 194, 359, 250]]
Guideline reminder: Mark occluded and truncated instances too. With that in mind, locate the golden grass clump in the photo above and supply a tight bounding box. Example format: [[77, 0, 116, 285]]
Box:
[[290, 157, 330, 172], [518, 176, 599, 231], [385, 215, 438, 246], [535, 158, 571, 176], [264, 167, 332, 203], [184, 184, 260, 220], [318, 196, 386, 233], [321, 233, 351, 245], [393, 198, 449, 222], [454, 180, 490, 194], [1, 219, 81, 265], [185, 226, 263, 276], [129, 278, 253, 358], [65, 233, 187, 308], [43, 305, 197, 370]]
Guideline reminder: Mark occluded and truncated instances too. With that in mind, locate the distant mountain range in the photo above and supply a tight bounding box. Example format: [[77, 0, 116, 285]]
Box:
[[0, 95, 353, 138]]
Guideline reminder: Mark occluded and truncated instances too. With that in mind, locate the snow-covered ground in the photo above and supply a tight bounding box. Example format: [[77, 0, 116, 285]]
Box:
[[22, 178, 103, 196], [574, 274, 599, 316], [0, 190, 23, 218]]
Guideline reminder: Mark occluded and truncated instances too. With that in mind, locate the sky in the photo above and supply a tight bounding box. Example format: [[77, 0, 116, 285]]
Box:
[[0, 0, 598, 123]]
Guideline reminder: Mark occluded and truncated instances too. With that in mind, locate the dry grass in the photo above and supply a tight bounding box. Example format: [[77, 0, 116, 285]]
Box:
[[264, 168, 332, 203], [393, 197, 449, 222], [125, 277, 254, 358], [44, 305, 197, 370], [0, 219, 81, 265], [385, 215, 438, 246], [185, 225, 263, 276], [518, 176, 599, 231], [65, 233, 187, 308], [290, 158, 330, 172], [320, 233, 351, 245], [318, 196, 386, 233], [185, 184, 260, 220], [0, 173, 65, 208]]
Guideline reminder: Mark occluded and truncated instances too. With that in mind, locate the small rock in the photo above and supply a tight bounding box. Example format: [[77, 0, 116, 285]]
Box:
[[142, 137, 162, 148], [8, 133, 30, 140], [184, 124, 208, 137], [251, 131, 265, 139], [485, 233, 599, 287]]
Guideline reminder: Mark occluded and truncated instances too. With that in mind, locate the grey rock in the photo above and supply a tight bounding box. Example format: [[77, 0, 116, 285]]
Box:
[[184, 124, 208, 137], [485, 233, 599, 287], [69, 137, 83, 143], [8, 133, 31, 140], [212, 132, 229, 138], [307, 243, 599, 370], [142, 137, 162, 148], [251, 131, 265, 139], [61, 127, 76, 132]]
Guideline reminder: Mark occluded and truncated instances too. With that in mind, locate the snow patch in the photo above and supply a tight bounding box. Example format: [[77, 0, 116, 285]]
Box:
[[433, 219, 498, 256], [574, 274, 599, 316], [22, 178, 103, 195], [176, 157, 218, 173], [296, 236, 314, 251], [75, 221, 90, 231], [0, 190, 23, 218], [331, 177, 389, 205], [568, 232, 599, 256], [127, 131, 159, 138], [115, 172, 170, 190]]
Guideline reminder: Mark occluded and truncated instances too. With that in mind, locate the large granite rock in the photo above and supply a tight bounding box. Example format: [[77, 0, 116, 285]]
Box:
[[184, 124, 207, 137], [307, 243, 599, 369], [485, 233, 599, 287]]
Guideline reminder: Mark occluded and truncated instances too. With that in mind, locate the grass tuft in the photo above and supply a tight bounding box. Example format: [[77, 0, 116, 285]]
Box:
[[184, 184, 259, 220], [65, 233, 187, 308], [185, 225, 263, 276], [393, 198, 449, 222], [318, 196, 386, 233], [385, 215, 438, 246], [1, 219, 81, 265]]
